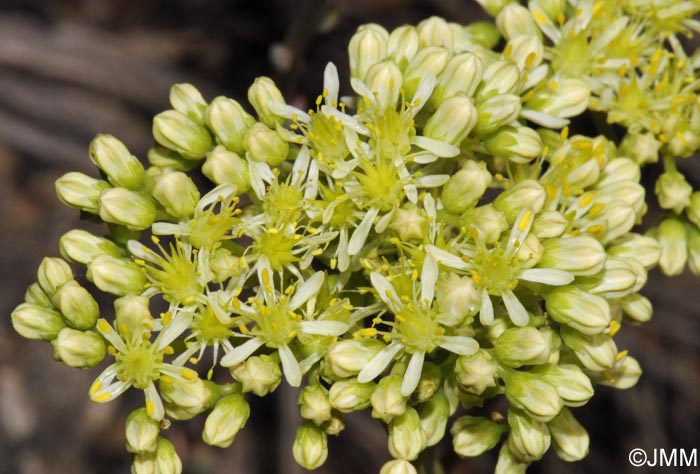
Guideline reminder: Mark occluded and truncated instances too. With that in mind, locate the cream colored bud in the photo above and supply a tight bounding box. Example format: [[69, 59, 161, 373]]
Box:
[[99, 187, 156, 231], [59, 229, 122, 265], [293, 422, 328, 470], [11, 302, 66, 340], [147, 146, 199, 172], [55, 172, 110, 214], [463, 21, 502, 48], [493, 179, 545, 222], [532, 364, 593, 407], [244, 122, 289, 166], [451, 415, 505, 457], [526, 78, 590, 118], [114, 294, 153, 339], [532, 211, 567, 239], [329, 380, 375, 413], [584, 257, 644, 298], [474, 93, 522, 136], [403, 46, 450, 97], [202, 146, 251, 192], [299, 385, 333, 426], [619, 132, 660, 164], [619, 293, 652, 324], [547, 407, 589, 462], [505, 371, 563, 422], [455, 350, 499, 395], [209, 248, 246, 283], [153, 110, 213, 160], [597, 158, 641, 188], [387, 25, 420, 69], [484, 126, 542, 163], [248, 77, 286, 128], [87, 255, 147, 296], [349, 24, 389, 80], [203, 394, 250, 448], [565, 159, 600, 191], [37, 257, 73, 297], [371, 374, 407, 423], [231, 354, 282, 396], [432, 53, 484, 106], [24, 282, 53, 307], [594, 181, 645, 217], [388, 407, 426, 461], [657, 217, 688, 276], [205, 96, 256, 154], [477, 0, 517, 17], [529, 0, 566, 22], [506, 35, 544, 71], [495, 327, 552, 367], [655, 171, 692, 214], [496, 3, 540, 39], [170, 83, 207, 123], [152, 171, 200, 219], [161, 378, 217, 421], [154, 437, 182, 474], [597, 202, 636, 244], [380, 459, 417, 474], [89, 134, 145, 189], [560, 326, 617, 372], [507, 409, 551, 462], [364, 60, 402, 110], [442, 161, 492, 213], [435, 273, 480, 326], [595, 354, 642, 389], [424, 95, 477, 146], [417, 16, 454, 49], [126, 407, 160, 454], [414, 362, 442, 402], [52, 280, 99, 330], [545, 286, 610, 335], [539, 236, 606, 276], [460, 205, 508, 243], [495, 443, 528, 474], [478, 60, 521, 99], [325, 339, 386, 378], [418, 390, 450, 447], [686, 191, 700, 227]]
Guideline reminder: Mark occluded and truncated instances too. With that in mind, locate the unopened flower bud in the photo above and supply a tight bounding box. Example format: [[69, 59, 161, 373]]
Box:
[[596, 202, 636, 244], [417, 16, 454, 49], [505, 35, 544, 71], [451, 415, 505, 457], [655, 171, 692, 214], [656, 217, 688, 276], [435, 273, 480, 326], [507, 409, 551, 462], [442, 161, 492, 214], [99, 188, 156, 231], [170, 83, 207, 123], [415, 361, 442, 402], [460, 205, 508, 243], [403, 46, 450, 97], [463, 21, 502, 48], [160, 377, 217, 421], [388, 407, 426, 461], [619, 293, 652, 324], [37, 257, 73, 297], [59, 229, 122, 265], [597, 158, 641, 187], [55, 172, 110, 214], [231, 354, 282, 396], [11, 302, 66, 340], [547, 407, 589, 462], [153, 110, 213, 160], [208, 248, 246, 283], [493, 179, 546, 222], [24, 282, 53, 307], [152, 171, 200, 219], [529, 0, 566, 22], [686, 192, 700, 227], [371, 374, 407, 422], [299, 385, 333, 426], [478, 60, 521, 99], [244, 122, 289, 166], [545, 286, 610, 335], [687, 224, 700, 275], [126, 407, 160, 454], [619, 132, 660, 164], [52, 280, 99, 330], [205, 97, 256, 154], [527, 78, 590, 118], [325, 339, 385, 378], [380, 459, 417, 474], [560, 326, 617, 372], [88, 134, 145, 190], [532, 211, 567, 239], [455, 350, 499, 394], [532, 364, 593, 407], [154, 437, 182, 474], [424, 95, 478, 146], [329, 380, 374, 413], [595, 181, 646, 217], [348, 24, 389, 80], [114, 294, 153, 338], [203, 394, 250, 448], [505, 371, 563, 422], [202, 146, 251, 192], [495, 443, 528, 474], [484, 126, 542, 163], [248, 77, 286, 128], [418, 390, 450, 447], [147, 146, 199, 172], [495, 327, 552, 367], [364, 60, 402, 110], [477, 0, 517, 17], [539, 236, 606, 276], [595, 354, 642, 389], [474, 93, 521, 135], [583, 257, 643, 298], [293, 422, 328, 470], [496, 3, 540, 39], [87, 255, 147, 296], [432, 53, 484, 106], [387, 25, 420, 69]]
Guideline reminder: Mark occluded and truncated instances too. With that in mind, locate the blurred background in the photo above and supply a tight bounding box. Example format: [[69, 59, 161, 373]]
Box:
[[0, 0, 698, 473]]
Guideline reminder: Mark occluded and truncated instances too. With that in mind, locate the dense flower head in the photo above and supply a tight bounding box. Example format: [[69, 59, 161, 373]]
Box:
[[11, 2, 700, 473]]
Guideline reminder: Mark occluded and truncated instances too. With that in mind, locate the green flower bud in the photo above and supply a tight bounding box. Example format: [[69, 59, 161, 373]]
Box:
[[531, 210, 567, 239], [455, 349, 499, 395], [597, 158, 641, 188], [442, 161, 492, 213], [299, 385, 333, 426], [495, 443, 528, 474], [595, 181, 646, 217], [595, 354, 642, 389], [608, 233, 661, 270], [208, 248, 246, 283], [418, 389, 450, 447], [477, 0, 517, 17], [147, 146, 199, 172], [293, 422, 328, 470], [432, 53, 483, 106], [348, 24, 389, 80], [531, 364, 593, 407], [686, 192, 700, 227], [495, 327, 552, 367], [247, 77, 286, 128], [474, 93, 522, 136], [37, 257, 73, 297], [460, 205, 508, 244], [547, 407, 589, 462], [526, 78, 590, 118], [417, 16, 453, 49], [451, 415, 505, 457], [493, 179, 546, 222], [506, 35, 544, 71], [205, 96, 256, 154], [505, 371, 563, 422], [52, 280, 99, 330], [478, 60, 521, 99], [560, 326, 617, 372], [329, 380, 375, 413], [619, 293, 652, 324], [507, 409, 551, 462], [59, 229, 122, 265], [656, 171, 692, 214], [435, 273, 480, 326], [126, 407, 160, 454], [364, 60, 402, 110], [387, 25, 420, 69], [203, 394, 250, 448], [325, 338, 386, 378], [89, 134, 145, 189], [380, 459, 417, 474], [371, 374, 407, 422], [538, 236, 606, 276], [131, 452, 156, 474], [87, 255, 147, 296], [565, 160, 600, 191], [463, 21, 502, 48], [114, 294, 153, 336], [529, 0, 566, 22], [496, 3, 540, 39], [160, 377, 217, 421], [152, 171, 200, 219], [11, 302, 66, 340], [403, 46, 450, 98], [484, 126, 542, 163], [415, 362, 442, 402], [657, 217, 688, 276], [423, 95, 478, 146], [323, 412, 345, 436], [244, 122, 289, 167], [24, 282, 53, 307], [98, 188, 156, 231], [388, 407, 426, 461], [231, 354, 282, 396], [154, 437, 182, 474], [169, 83, 207, 123], [687, 224, 700, 275], [55, 172, 110, 214], [581, 257, 643, 298], [545, 286, 610, 335], [153, 109, 213, 160], [619, 132, 660, 165], [202, 146, 250, 192]]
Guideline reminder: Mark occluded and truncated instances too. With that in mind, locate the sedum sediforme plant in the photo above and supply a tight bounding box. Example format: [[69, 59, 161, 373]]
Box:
[[11, 0, 700, 472]]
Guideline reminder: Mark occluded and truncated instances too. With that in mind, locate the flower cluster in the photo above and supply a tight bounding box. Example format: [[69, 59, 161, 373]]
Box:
[[11, 2, 698, 473]]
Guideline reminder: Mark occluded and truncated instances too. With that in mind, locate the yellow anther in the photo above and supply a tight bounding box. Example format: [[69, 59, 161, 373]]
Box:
[[163, 346, 174, 355], [151, 235, 160, 245], [616, 349, 628, 361], [533, 9, 547, 25], [181, 368, 198, 381], [358, 327, 378, 338], [517, 209, 533, 232], [587, 224, 605, 234], [89, 380, 102, 395], [579, 192, 595, 208], [107, 346, 117, 356], [608, 320, 621, 337], [97, 319, 112, 334], [94, 393, 111, 403], [161, 311, 172, 326], [146, 400, 155, 417], [160, 374, 174, 384], [601, 370, 615, 383]]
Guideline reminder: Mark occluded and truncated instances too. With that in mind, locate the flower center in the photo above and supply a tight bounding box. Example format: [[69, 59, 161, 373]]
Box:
[[115, 340, 163, 389]]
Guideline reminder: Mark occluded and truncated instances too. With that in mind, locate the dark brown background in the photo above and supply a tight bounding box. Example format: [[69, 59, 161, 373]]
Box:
[[0, 1, 698, 473]]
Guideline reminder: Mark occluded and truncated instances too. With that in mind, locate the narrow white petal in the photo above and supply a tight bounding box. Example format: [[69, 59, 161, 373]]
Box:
[[351, 77, 375, 100], [157, 310, 194, 349], [220, 337, 264, 367], [304, 158, 319, 200], [151, 222, 187, 235], [299, 352, 323, 374], [375, 208, 395, 233], [411, 74, 436, 115], [90, 378, 130, 403], [519, 268, 574, 285], [291, 146, 310, 187], [298, 320, 349, 336], [357, 342, 404, 382], [401, 351, 425, 396], [127, 240, 156, 263], [323, 62, 340, 106], [411, 136, 459, 157], [269, 102, 311, 122], [321, 105, 369, 135], [290, 271, 325, 310], [414, 174, 450, 188], [438, 336, 479, 356], [421, 254, 438, 304], [425, 244, 470, 270], [411, 152, 439, 164], [520, 108, 570, 128], [369, 272, 402, 313], [479, 289, 494, 325], [501, 289, 529, 326], [279, 344, 302, 387], [348, 207, 379, 256], [522, 64, 549, 90], [95, 319, 127, 352], [196, 184, 238, 213], [424, 193, 436, 219], [144, 382, 165, 420]]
